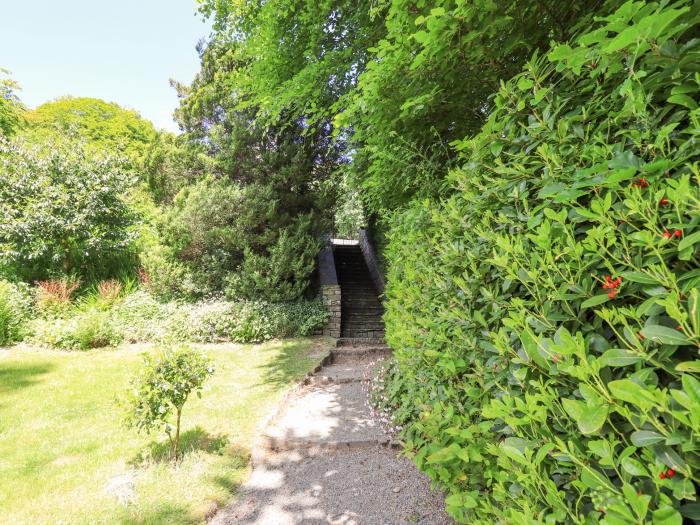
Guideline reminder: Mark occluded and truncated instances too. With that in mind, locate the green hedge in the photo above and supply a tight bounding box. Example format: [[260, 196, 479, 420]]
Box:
[[380, 2, 700, 523]]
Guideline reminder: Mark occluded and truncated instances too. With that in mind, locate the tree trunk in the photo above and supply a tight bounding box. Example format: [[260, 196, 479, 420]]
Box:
[[173, 408, 182, 461]]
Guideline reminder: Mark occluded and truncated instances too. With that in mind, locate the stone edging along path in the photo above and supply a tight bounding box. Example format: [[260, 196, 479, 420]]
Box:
[[209, 339, 454, 525]]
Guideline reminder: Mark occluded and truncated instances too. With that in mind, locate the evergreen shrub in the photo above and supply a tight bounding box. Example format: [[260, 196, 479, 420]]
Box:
[[379, 2, 700, 522]]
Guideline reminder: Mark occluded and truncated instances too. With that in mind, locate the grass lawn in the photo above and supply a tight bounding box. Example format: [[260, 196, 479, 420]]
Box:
[[0, 338, 328, 525]]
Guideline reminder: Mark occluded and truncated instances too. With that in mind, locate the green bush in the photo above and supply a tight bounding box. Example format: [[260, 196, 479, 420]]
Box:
[[166, 298, 329, 344], [0, 137, 139, 282], [380, 2, 700, 523], [33, 309, 122, 350], [0, 280, 31, 345], [225, 215, 321, 303], [153, 174, 325, 302]]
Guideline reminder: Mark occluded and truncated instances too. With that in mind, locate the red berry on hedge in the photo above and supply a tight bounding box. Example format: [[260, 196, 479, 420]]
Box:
[[661, 198, 668, 205], [674, 229, 682, 237], [608, 291, 616, 299], [659, 472, 666, 479], [667, 469, 675, 477], [663, 232, 672, 238]]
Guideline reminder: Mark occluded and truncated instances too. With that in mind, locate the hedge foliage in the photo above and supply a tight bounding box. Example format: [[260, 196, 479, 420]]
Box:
[[381, 2, 700, 523]]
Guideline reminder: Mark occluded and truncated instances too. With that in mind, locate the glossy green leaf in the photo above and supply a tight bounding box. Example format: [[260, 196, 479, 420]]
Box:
[[639, 325, 691, 345], [581, 294, 611, 309], [630, 430, 665, 446], [621, 457, 648, 477], [653, 507, 682, 525], [562, 399, 609, 434], [599, 349, 643, 367]]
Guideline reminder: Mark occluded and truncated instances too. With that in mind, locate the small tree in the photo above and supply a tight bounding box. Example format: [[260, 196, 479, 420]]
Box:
[[121, 346, 214, 461]]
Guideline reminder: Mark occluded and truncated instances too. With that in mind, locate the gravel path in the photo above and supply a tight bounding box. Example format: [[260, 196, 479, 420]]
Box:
[[210, 343, 454, 525]]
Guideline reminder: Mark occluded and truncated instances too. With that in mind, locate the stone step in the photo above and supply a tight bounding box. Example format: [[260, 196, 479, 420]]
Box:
[[341, 312, 385, 319], [341, 330, 386, 337], [261, 382, 390, 452], [331, 345, 391, 363], [335, 337, 386, 347], [340, 321, 386, 332], [342, 312, 385, 318], [342, 322, 386, 330], [341, 312, 384, 318], [342, 297, 383, 303], [340, 334, 386, 342], [309, 362, 375, 385], [341, 320, 385, 327]]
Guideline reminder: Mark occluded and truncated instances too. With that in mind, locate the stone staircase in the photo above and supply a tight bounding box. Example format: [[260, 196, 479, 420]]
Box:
[[333, 244, 385, 341]]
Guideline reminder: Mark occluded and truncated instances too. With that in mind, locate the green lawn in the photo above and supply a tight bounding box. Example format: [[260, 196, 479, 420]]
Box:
[[0, 338, 327, 525]]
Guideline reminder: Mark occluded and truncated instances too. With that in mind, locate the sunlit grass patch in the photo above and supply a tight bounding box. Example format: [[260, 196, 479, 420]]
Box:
[[0, 338, 326, 525]]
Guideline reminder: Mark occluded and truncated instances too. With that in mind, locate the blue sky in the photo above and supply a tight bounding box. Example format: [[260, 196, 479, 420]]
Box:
[[1, 0, 211, 131]]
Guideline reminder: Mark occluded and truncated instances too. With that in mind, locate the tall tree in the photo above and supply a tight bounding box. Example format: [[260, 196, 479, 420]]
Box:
[[0, 68, 24, 137], [21, 97, 157, 162], [193, 0, 607, 222], [164, 39, 340, 300], [338, 0, 608, 215]]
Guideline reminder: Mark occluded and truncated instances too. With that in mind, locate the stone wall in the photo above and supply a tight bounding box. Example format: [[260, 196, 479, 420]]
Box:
[[358, 228, 385, 296], [321, 284, 341, 338]]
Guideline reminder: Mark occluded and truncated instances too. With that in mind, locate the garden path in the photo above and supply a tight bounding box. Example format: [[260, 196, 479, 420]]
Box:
[[210, 341, 454, 525]]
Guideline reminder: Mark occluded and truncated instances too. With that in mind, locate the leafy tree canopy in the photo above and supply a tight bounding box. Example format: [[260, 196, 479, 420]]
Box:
[[0, 136, 139, 281], [21, 96, 158, 162], [338, 0, 608, 215], [0, 68, 24, 137], [194, 0, 384, 133], [193, 0, 607, 220]]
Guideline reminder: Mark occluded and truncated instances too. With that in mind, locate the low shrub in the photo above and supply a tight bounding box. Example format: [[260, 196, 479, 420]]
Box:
[[380, 2, 700, 523], [33, 309, 121, 350], [110, 290, 180, 343], [34, 277, 80, 315], [166, 298, 329, 344], [140, 245, 201, 301], [96, 279, 123, 306], [0, 280, 32, 346]]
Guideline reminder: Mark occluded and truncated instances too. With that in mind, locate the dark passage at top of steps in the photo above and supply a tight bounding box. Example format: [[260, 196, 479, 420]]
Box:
[[333, 244, 385, 339]]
